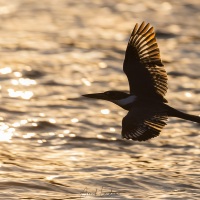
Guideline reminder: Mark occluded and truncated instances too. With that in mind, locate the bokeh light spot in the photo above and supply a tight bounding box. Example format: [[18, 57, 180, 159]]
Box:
[[101, 109, 110, 114]]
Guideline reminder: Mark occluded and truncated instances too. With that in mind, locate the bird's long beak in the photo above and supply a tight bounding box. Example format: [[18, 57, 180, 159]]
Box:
[[82, 93, 108, 100]]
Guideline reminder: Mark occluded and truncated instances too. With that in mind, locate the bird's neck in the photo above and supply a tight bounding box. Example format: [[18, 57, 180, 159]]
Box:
[[113, 95, 137, 110]]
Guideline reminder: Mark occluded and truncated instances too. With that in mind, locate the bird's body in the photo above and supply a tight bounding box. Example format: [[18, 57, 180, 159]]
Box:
[[83, 22, 200, 141]]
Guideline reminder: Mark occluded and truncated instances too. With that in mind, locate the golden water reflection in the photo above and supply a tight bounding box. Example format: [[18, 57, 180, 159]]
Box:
[[81, 78, 91, 86], [71, 118, 79, 123], [0, 67, 12, 74], [12, 120, 28, 127], [109, 127, 116, 132], [37, 139, 47, 144], [13, 71, 22, 77], [185, 92, 192, 98], [58, 134, 64, 138], [0, 1, 199, 198], [0, 122, 14, 142], [22, 132, 35, 139], [46, 175, 59, 181], [63, 130, 70, 134], [0, 131, 13, 142], [11, 78, 36, 86], [98, 62, 107, 68], [100, 109, 110, 114], [49, 118, 56, 124], [97, 134, 104, 139], [69, 133, 76, 137], [7, 88, 33, 99], [49, 132, 55, 136]]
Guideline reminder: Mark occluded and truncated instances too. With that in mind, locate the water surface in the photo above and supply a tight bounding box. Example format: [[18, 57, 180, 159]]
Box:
[[0, 0, 200, 199]]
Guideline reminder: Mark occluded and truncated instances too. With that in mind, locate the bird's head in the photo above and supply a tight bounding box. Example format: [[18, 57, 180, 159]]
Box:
[[83, 91, 136, 110], [82, 90, 130, 102]]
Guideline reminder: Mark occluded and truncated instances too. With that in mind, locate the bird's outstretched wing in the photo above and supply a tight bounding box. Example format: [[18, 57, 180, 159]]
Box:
[[122, 102, 168, 141], [123, 22, 168, 102]]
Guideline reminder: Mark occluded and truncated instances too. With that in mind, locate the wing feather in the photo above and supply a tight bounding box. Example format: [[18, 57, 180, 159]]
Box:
[[122, 102, 168, 141], [123, 22, 168, 101]]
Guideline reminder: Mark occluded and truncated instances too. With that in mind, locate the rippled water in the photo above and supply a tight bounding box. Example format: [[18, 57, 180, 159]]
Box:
[[0, 0, 200, 199]]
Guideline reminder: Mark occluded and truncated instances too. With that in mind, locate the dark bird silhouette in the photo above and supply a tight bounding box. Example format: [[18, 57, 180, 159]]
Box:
[[83, 22, 200, 141]]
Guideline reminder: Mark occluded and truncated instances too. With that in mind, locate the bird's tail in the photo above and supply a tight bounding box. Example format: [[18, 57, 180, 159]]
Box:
[[166, 105, 200, 123]]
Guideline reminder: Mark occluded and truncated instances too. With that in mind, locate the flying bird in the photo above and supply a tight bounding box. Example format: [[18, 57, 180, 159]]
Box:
[[83, 22, 200, 141]]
